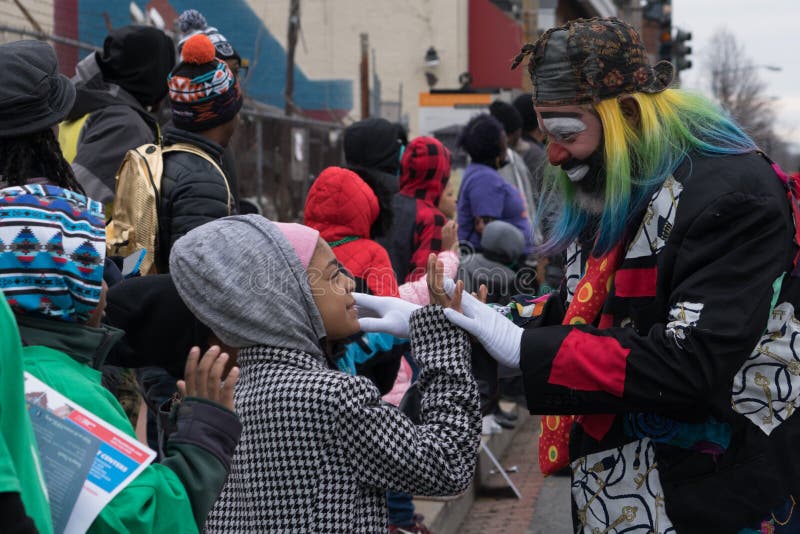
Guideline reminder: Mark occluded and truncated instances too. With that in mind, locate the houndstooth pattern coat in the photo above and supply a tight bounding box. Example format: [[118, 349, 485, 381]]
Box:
[[204, 306, 481, 533]]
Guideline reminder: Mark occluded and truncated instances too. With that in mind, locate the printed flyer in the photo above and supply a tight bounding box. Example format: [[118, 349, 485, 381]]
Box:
[[24, 372, 156, 534]]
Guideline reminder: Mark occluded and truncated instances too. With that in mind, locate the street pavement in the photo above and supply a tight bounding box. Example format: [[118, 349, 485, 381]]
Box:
[[457, 416, 573, 533]]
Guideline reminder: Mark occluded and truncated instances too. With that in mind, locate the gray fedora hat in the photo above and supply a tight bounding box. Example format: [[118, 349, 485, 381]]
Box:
[[0, 40, 75, 138]]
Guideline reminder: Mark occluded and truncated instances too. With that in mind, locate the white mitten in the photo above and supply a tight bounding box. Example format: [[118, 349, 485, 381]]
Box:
[[353, 292, 421, 339], [442, 282, 523, 368]]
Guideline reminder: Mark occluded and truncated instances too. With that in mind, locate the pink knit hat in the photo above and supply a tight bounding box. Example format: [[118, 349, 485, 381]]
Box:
[[274, 222, 320, 269]]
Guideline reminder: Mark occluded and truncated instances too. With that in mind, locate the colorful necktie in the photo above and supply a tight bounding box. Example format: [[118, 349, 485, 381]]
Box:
[[538, 241, 625, 475]]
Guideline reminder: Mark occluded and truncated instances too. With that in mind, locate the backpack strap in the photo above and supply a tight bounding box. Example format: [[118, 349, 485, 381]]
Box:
[[163, 143, 233, 215]]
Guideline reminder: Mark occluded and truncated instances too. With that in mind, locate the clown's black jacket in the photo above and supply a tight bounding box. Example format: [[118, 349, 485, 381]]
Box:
[[519, 151, 800, 533]]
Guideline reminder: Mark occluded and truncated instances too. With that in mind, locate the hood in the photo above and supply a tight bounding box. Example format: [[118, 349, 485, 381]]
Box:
[[66, 52, 157, 126], [304, 166, 379, 242], [105, 274, 211, 378], [96, 25, 175, 108], [16, 314, 124, 370], [343, 118, 402, 175], [169, 215, 327, 359], [346, 165, 396, 239], [480, 220, 526, 264], [399, 136, 451, 207]]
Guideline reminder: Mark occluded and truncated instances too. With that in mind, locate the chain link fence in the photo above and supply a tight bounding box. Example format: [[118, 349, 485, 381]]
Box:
[[231, 107, 345, 222]]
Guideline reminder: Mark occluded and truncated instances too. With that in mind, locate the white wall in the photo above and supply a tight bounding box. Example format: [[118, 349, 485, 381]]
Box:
[[247, 0, 469, 136], [0, 0, 54, 43]]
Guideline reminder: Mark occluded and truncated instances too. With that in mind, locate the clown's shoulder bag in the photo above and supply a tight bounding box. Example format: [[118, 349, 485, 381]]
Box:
[[106, 142, 231, 276]]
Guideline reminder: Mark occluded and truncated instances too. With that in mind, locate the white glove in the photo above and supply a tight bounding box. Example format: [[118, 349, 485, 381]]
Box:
[[442, 281, 523, 368], [353, 292, 420, 339]]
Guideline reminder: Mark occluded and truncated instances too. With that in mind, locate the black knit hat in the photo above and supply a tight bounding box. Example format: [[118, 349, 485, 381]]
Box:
[[97, 25, 175, 108], [0, 40, 75, 138], [343, 118, 403, 175]]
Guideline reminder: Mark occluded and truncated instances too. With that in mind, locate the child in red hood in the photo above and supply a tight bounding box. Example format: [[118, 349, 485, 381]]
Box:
[[305, 166, 399, 297]]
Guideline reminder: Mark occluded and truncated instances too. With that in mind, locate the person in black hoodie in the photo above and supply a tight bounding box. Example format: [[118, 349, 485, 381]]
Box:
[[59, 25, 175, 204], [343, 117, 403, 240]]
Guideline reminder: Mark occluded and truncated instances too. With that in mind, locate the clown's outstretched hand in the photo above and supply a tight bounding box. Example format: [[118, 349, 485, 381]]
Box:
[[442, 279, 523, 368], [354, 293, 419, 338]]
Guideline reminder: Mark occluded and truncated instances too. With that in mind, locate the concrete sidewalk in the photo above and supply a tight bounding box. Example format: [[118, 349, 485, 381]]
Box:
[[412, 403, 530, 534], [457, 415, 573, 534]]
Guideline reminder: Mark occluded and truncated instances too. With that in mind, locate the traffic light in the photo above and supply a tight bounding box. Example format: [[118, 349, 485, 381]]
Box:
[[672, 29, 692, 71], [659, 26, 672, 62], [657, 1, 673, 62]]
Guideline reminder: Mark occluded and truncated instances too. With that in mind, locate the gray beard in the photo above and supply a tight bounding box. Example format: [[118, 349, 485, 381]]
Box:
[[574, 188, 605, 215]]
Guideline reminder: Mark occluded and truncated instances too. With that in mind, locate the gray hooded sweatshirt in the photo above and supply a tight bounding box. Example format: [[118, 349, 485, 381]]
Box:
[[169, 214, 327, 357]]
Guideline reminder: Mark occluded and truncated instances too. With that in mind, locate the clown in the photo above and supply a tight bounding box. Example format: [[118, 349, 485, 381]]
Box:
[[357, 17, 800, 534]]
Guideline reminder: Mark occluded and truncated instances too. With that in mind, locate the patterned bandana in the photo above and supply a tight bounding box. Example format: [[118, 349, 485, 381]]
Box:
[[0, 185, 105, 322], [515, 17, 675, 106]]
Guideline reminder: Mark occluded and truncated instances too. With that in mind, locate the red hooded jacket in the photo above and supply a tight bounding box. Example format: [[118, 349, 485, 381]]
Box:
[[304, 167, 399, 297]]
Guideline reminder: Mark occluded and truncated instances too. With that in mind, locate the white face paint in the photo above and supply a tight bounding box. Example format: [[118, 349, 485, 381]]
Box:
[[565, 164, 589, 182], [541, 117, 587, 143]]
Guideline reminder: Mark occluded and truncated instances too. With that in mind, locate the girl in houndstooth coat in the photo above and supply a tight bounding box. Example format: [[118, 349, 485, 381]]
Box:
[[169, 214, 481, 533]]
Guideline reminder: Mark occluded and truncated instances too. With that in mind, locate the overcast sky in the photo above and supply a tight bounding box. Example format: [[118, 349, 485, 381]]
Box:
[[671, 0, 800, 151]]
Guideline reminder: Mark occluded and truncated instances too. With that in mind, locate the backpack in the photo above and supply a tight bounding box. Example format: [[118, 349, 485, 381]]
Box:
[[106, 142, 232, 275]]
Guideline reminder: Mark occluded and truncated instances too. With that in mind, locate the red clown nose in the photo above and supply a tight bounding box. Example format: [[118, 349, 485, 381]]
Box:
[[548, 143, 570, 166]]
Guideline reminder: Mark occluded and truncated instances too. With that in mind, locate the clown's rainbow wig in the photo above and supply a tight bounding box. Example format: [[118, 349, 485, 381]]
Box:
[[537, 89, 758, 256]]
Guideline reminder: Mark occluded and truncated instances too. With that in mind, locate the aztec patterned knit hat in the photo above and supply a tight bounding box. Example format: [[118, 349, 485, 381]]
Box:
[[168, 33, 243, 132], [0, 185, 105, 322], [512, 17, 675, 106], [176, 9, 241, 62]]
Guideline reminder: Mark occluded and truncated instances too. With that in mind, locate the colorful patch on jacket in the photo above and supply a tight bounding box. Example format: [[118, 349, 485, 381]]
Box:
[[564, 241, 583, 304], [626, 175, 682, 259], [623, 413, 731, 454], [572, 438, 675, 533], [732, 275, 800, 434], [665, 301, 704, 350]]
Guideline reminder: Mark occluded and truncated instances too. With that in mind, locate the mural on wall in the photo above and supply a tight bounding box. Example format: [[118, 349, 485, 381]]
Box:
[[61, 0, 353, 119]]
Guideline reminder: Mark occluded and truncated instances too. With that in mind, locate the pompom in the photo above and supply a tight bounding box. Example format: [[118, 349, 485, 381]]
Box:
[[178, 9, 207, 34], [181, 34, 216, 64]]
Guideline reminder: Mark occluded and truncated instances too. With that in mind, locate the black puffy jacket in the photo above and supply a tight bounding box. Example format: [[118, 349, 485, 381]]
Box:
[[158, 127, 234, 272]]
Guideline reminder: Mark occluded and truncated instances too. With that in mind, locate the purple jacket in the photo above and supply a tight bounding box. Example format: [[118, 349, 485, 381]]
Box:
[[456, 163, 533, 253]]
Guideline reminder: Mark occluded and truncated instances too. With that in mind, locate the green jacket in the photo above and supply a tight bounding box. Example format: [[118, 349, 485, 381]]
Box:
[[17, 315, 241, 533], [0, 300, 52, 533]]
